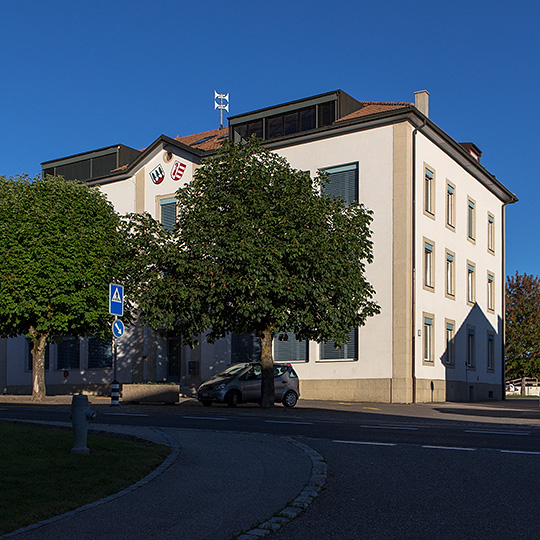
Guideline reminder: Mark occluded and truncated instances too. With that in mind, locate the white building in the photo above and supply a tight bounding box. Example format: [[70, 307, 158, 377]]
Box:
[[0, 90, 517, 402]]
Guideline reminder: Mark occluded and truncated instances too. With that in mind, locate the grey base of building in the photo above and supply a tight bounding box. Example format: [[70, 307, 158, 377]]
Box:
[[3, 378, 503, 403], [299, 378, 503, 403]]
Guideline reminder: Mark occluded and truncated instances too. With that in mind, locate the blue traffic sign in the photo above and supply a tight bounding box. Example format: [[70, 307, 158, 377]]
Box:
[[109, 283, 124, 316], [112, 319, 125, 338]]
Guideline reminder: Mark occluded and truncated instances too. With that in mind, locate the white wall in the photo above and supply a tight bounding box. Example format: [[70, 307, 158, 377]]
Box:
[[274, 126, 395, 381], [414, 132, 503, 385]]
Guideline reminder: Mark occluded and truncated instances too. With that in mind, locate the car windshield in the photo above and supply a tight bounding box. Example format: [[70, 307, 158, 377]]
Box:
[[216, 363, 249, 378]]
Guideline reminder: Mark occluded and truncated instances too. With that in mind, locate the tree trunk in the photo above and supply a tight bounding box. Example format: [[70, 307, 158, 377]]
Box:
[[521, 376, 527, 397], [29, 327, 48, 401], [260, 326, 275, 409]]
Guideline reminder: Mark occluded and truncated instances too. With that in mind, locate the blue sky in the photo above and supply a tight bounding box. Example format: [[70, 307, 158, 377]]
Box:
[[1, 0, 538, 277]]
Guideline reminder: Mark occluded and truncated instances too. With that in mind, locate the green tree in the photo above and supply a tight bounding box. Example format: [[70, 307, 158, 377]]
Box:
[[0, 175, 127, 400], [505, 272, 540, 394], [131, 139, 380, 407]]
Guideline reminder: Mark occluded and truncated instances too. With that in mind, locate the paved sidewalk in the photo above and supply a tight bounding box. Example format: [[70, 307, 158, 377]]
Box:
[[3, 425, 315, 540]]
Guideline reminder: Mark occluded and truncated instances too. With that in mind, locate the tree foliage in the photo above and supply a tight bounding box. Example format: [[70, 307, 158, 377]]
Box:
[[130, 139, 380, 407], [0, 175, 127, 400], [505, 272, 540, 392]]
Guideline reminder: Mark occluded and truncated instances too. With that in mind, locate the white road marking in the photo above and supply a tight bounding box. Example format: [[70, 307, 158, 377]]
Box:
[[465, 429, 530, 436], [182, 416, 228, 421], [105, 413, 149, 417], [422, 445, 477, 451], [333, 440, 396, 447], [500, 450, 540, 455], [360, 425, 418, 430], [265, 420, 313, 425]]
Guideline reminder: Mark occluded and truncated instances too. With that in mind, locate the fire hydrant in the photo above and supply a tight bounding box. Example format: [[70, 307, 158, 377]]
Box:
[[70, 394, 97, 455]]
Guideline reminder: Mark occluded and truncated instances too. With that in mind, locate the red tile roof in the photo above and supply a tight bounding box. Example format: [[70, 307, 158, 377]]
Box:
[[338, 101, 412, 122], [175, 126, 229, 151], [175, 101, 413, 153]]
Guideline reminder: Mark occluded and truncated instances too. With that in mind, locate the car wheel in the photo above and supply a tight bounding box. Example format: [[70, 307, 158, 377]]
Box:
[[226, 390, 240, 408], [282, 390, 298, 408], [201, 400, 212, 407]]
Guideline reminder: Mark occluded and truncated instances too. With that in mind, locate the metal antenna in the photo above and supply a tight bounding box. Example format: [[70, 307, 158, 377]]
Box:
[[214, 91, 229, 129]]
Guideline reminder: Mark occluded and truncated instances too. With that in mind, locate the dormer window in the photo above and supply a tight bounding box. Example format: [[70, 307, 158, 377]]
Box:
[[229, 91, 355, 143]]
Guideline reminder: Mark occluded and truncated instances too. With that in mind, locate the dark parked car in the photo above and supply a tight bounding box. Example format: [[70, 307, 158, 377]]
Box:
[[197, 362, 300, 408]]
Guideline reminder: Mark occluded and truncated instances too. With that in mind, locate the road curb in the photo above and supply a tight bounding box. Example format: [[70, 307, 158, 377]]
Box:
[[234, 437, 327, 540]]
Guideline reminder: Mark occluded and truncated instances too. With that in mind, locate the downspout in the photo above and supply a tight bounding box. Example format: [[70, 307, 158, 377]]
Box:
[[411, 116, 427, 404], [501, 202, 507, 400]]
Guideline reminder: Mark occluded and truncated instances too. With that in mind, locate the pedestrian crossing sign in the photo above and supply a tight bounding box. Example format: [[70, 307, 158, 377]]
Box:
[[109, 283, 124, 316]]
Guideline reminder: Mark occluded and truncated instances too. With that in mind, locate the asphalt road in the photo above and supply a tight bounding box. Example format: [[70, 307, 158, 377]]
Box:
[[2, 399, 540, 454], [270, 439, 540, 540], [2, 398, 540, 540]]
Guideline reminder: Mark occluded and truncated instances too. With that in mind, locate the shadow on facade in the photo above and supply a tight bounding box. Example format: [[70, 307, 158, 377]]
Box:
[[438, 303, 502, 402]]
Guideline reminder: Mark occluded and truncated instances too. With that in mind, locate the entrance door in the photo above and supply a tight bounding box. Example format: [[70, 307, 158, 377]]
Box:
[[168, 337, 182, 382]]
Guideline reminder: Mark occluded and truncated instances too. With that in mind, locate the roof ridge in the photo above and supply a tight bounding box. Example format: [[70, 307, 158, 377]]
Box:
[[358, 100, 413, 106]]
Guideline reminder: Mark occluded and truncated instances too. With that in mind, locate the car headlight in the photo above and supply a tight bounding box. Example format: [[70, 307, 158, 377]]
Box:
[[214, 383, 227, 391]]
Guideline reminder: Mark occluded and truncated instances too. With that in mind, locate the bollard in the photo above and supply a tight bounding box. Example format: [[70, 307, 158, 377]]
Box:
[[70, 394, 97, 455], [111, 380, 121, 406]]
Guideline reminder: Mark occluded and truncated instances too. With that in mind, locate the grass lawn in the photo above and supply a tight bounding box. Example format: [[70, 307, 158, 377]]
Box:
[[0, 422, 170, 535]]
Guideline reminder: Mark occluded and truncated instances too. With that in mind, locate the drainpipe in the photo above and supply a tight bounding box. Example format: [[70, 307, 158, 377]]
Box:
[[501, 202, 507, 400], [411, 115, 427, 404]]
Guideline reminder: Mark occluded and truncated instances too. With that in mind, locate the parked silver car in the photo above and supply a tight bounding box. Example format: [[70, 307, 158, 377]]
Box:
[[197, 362, 300, 408]]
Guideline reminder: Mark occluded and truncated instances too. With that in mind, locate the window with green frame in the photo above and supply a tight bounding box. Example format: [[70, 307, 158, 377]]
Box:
[[322, 163, 358, 205]]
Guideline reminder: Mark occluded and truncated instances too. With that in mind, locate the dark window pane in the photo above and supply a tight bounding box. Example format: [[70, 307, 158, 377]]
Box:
[[299, 107, 316, 132], [55, 159, 91, 181], [88, 338, 112, 369], [321, 328, 358, 360], [248, 120, 263, 139], [318, 101, 335, 127], [284, 113, 298, 136], [92, 153, 117, 178], [266, 115, 283, 139], [58, 337, 80, 370], [231, 332, 261, 363], [235, 124, 248, 141], [274, 332, 308, 362], [168, 337, 181, 378]]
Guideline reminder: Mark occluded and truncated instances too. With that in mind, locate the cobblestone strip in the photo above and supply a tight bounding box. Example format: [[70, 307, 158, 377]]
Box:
[[235, 437, 327, 540]]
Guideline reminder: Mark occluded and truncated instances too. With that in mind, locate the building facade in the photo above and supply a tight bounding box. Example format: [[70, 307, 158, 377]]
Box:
[[0, 90, 517, 402]]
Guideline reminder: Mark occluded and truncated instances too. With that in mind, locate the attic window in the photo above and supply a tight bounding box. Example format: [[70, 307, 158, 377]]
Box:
[[233, 100, 336, 142]]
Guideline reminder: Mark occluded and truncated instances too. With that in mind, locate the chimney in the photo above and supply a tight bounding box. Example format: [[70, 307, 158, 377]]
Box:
[[459, 143, 482, 163], [414, 90, 429, 118]]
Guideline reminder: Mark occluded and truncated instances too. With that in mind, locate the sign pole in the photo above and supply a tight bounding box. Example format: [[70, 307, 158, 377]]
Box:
[[109, 284, 124, 407], [113, 316, 118, 382]]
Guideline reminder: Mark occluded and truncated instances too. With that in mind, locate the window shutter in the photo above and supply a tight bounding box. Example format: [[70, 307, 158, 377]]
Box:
[[321, 328, 358, 360], [160, 198, 177, 232], [324, 164, 358, 204], [274, 333, 308, 362]]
